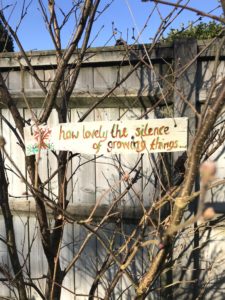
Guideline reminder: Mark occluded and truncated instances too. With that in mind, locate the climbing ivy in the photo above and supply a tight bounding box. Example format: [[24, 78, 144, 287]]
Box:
[[162, 21, 224, 43]]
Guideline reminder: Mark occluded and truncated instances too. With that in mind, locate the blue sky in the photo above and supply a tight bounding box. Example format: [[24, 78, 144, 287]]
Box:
[[1, 0, 223, 51]]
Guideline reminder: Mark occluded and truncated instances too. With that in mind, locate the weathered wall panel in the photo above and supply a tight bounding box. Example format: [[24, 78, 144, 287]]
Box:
[[0, 41, 225, 299]]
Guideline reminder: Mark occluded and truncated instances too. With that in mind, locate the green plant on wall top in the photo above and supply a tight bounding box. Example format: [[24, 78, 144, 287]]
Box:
[[0, 21, 13, 52], [162, 21, 224, 43]]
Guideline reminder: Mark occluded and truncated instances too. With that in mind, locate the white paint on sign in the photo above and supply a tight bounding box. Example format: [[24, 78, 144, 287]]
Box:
[[24, 118, 188, 156]]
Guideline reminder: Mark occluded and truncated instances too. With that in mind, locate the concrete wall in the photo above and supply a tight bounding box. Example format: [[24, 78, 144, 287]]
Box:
[[0, 40, 225, 299]]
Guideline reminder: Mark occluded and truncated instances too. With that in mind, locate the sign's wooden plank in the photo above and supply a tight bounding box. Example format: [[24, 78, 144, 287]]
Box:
[[24, 117, 188, 156]]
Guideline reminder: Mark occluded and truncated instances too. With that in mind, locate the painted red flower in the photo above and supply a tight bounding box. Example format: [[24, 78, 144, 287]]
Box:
[[34, 127, 52, 150]]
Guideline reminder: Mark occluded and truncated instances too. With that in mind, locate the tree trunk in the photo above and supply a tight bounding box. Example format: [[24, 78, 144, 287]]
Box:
[[0, 150, 28, 300]]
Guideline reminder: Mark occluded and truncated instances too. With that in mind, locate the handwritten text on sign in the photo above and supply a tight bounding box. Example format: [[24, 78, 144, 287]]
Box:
[[24, 118, 188, 156]]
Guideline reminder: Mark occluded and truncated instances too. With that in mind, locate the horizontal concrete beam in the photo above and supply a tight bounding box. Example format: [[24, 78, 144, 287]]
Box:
[[0, 40, 222, 71], [5, 198, 150, 221], [0, 44, 174, 69], [2, 93, 166, 108]]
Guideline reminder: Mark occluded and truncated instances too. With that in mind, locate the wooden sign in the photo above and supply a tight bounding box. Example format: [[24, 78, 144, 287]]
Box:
[[24, 118, 188, 156]]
